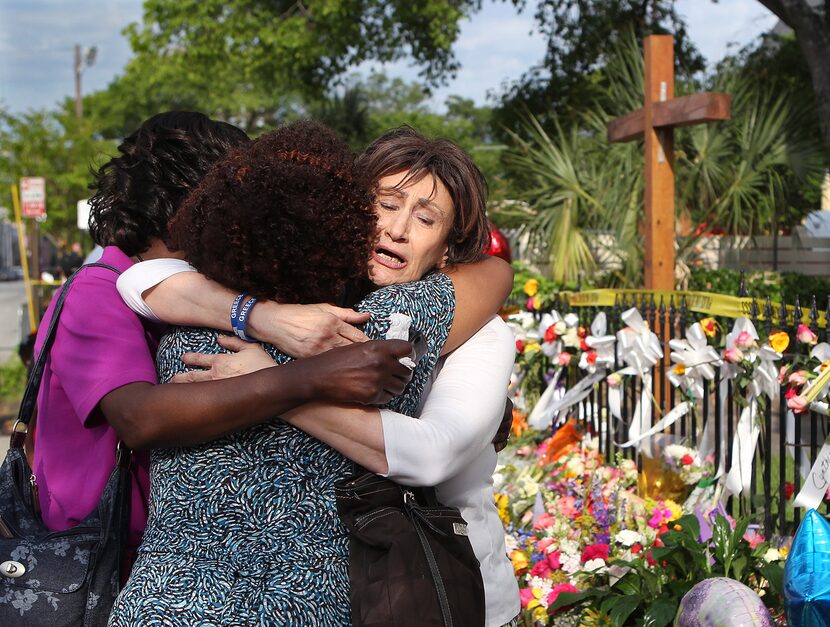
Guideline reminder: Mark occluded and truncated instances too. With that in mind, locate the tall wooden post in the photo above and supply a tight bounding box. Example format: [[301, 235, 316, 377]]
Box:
[[643, 35, 675, 291]]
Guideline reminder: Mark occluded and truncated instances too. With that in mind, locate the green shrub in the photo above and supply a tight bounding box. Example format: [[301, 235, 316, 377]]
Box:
[[0, 355, 27, 405]]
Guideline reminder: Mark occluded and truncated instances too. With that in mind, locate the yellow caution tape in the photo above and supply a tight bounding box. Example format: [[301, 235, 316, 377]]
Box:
[[563, 289, 826, 328]]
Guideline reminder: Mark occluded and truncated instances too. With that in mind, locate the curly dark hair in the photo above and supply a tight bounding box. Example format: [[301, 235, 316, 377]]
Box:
[[88, 111, 249, 256], [170, 120, 377, 304], [357, 126, 490, 265]]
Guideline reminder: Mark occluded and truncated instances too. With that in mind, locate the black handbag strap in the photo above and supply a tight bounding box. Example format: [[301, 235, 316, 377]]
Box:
[[15, 262, 121, 431]]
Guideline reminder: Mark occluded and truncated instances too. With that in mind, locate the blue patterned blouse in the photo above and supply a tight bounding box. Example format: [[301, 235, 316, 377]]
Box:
[[108, 273, 455, 626]]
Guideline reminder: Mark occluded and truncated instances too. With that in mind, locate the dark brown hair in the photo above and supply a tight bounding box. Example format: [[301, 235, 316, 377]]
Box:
[[170, 120, 376, 304], [357, 126, 490, 264], [88, 111, 249, 256]]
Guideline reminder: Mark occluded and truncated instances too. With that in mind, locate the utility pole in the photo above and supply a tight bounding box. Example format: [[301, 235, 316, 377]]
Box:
[[74, 45, 97, 119]]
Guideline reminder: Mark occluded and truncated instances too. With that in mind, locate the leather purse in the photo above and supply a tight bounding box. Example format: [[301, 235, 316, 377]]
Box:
[[335, 470, 485, 627], [0, 263, 132, 626]]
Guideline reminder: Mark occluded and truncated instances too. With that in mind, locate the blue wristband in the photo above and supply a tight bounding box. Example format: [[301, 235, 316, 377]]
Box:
[[230, 292, 247, 337], [235, 297, 258, 342]]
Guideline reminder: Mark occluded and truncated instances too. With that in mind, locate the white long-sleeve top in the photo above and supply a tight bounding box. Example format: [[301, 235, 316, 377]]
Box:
[[116, 259, 520, 626], [381, 316, 520, 626]]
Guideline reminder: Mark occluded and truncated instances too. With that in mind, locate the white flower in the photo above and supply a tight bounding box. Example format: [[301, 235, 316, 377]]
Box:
[[561, 554, 582, 574], [615, 530, 642, 547], [553, 320, 567, 335], [559, 538, 580, 555], [584, 558, 607, 572], [504, 534, 518, 552], [664, 444, 693, 460], [763, 548, 781, 562]]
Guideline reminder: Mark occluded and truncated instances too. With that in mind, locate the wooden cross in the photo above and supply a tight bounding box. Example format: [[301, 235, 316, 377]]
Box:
[[607, 35, 731, 290]]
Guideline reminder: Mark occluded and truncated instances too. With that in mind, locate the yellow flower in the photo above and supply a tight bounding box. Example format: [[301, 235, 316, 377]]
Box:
[[673, 364, 686, 376], [820, 361, 830, 373], [523, 278, 539, 297], [700, 317, 717, 338], [510, 550, 528, 573], [495, 493, 510, 524], [664, 499, 683, 522], [532, 295, 543, 310], [769, 331, 790, 354], [524, 341, 541, 354]]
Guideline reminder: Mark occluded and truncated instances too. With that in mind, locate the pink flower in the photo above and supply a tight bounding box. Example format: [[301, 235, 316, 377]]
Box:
[[735, 330, 753, 349], [581, 543, 609, 563], [519, 587, 535, 608], [557, 496, 578, 520], [789, 370, 809, 386], [787, 394, 809, 414], [547, 583, 578, 611], [723, 347, 744, 364], [779, 366, 789, 384], [649, 503, 673, 528], [536, 538, 555, 552], [558, 352, 572, 367], [529, 551, 562, 578], [743, 529, 765, 549], [526, 297, 537, 311], [533, 513, 556, 531], [797, 324, 818, 345]]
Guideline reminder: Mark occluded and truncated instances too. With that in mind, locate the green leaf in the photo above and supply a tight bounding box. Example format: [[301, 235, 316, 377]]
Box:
[[642, 596, 679, 627], [548, 590, 594, 612], [608, 594, 641, 627], [759, 563, 785, 595]]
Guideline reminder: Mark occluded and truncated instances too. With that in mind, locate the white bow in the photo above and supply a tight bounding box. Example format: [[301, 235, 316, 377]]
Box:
[[613, 309, 663, 454], [666, 322, 721, 400]]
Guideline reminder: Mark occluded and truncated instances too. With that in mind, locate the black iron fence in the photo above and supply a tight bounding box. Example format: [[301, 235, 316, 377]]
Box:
[[527, 287, 830, 537]]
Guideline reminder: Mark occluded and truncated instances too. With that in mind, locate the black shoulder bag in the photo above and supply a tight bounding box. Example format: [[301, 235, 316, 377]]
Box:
[[0, 263, 132, 626], [336, 471, 486, 627]]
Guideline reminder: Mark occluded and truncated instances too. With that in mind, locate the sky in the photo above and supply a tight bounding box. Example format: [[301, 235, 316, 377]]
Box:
[[0, 0, 780, 114]]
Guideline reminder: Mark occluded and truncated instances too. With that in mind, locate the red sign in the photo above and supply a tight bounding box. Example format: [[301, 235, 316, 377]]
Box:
[[20, 177, 46, 219]]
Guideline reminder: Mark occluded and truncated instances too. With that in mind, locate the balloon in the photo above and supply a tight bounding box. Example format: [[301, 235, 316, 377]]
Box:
[[785, 509, 830, 626], [675, 577, 773, 626], [484, 223, 511, 263]]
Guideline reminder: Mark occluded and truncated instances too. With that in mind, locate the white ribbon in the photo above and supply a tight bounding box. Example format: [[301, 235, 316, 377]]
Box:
[[794, 434, 830, 509], [724, 401, 761, 498], [527, 367, 564, 430], [615, 309, 663, 454], [618, 401, 691, 448], [666, 323, 721, 400], [528, 312, 616, 430], [720, 318, 781, 498]]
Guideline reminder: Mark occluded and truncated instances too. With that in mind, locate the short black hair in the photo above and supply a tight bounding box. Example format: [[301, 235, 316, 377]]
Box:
[[88, 111, 249, 256]]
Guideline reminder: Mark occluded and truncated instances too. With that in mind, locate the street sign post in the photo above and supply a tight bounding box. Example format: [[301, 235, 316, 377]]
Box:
[[20, 177, 46, 220]]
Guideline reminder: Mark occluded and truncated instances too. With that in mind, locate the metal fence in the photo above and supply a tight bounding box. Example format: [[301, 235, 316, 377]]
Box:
[[533, 287, 830, 537]]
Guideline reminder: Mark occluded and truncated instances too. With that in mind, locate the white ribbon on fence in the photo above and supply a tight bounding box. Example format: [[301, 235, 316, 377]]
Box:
[[666, 323, 722, 401], [528, 312, 615, 430], [794, 434, 830, 510], [719, 318, 781, 498], [614, 308, 663, 455], [618, 401, 691, 448]]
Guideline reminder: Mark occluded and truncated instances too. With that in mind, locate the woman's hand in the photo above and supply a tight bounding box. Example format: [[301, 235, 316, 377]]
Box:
[[172, 336, 415, 406], [248, 302, 370, 358], [173, 335, 274, 382]]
